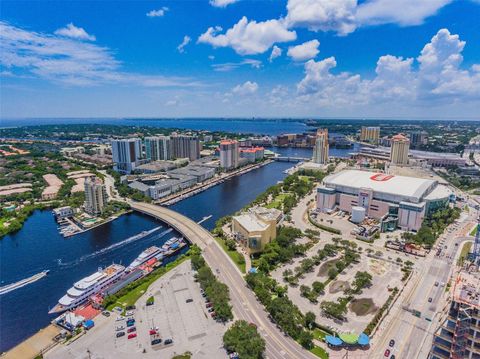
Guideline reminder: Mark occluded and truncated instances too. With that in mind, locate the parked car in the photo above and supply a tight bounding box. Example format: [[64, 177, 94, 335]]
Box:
[[149, 329, 157, 335], [210, 311, 216, 317], [428, 297, 433, 303], [116, 316, 125, 322], [126, 305, 136, 310], [128, 333, 137, 339], [151, 338, 162, 345], [390, 355, 396, 359], [102, 311, 110, 317], [186, 298, 193, 303], [127, 321, 135, 327], [164, 339, 173, 345], [116, 331, 125, 338], [389, 339, 395, 347], [116, 326, 125, 331], [384, 349, 390, 357], [125, 310, 134, 316], [206, 303, 212, 308], [127, 327, 136, 333]]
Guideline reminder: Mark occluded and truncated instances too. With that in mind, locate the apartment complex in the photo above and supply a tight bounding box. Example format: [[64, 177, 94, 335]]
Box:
[[111, 138, 143, 174], [171, 134, 201, 161], [144, 136, 172, 161], [84, 176, 108, 216], [312, 129, 329, 164], [232, 207, 283, 254], [240, 147, 264, 163], [360, 126, 380, 144], [429, 270, 480, 359], [390, 134, 410, 166], [219, 140, 239, 170]]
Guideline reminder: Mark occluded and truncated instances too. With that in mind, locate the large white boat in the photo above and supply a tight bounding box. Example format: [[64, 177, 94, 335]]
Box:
[[49, 264, 124, 314], [126, 246, 162, 271]]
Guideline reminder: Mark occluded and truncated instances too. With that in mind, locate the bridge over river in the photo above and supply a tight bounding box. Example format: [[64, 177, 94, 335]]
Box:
[[130, 201, 316, 359]]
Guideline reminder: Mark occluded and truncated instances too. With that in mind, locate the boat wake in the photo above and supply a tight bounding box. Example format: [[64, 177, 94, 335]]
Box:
[[58, 226, 171, 267], [0, 270, 49, 295]]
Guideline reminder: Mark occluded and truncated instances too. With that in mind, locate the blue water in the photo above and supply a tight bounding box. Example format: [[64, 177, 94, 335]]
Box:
[[0, 160, 292, 352], [1, 118, 307, 136]]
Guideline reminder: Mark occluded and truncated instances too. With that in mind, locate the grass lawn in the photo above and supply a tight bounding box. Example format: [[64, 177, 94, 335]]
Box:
[[214, 237, 246, 273], [312, 328, 329, 341], [470, 225, 478, 236], [457, 242, 472, 266], [266, 192, 293, 210], [106, 255, 188, 311], [310, 346, 329, 359]]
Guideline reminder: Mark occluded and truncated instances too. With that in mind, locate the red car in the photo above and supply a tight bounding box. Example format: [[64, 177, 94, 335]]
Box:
[[149, 329, 157, 335], [210, 311, 216, 317], [128, 333, 137, 339], [127, 327, 136, 333], [384, 349, 391, 357]]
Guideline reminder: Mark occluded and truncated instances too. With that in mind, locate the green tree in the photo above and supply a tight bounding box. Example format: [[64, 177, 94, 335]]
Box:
[[304, 311, 316, 329], [223, 320, 266, 359]]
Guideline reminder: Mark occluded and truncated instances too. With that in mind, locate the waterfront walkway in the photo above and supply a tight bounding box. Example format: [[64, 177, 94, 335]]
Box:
[[130, 201, 316, 359], [2, 325, 60, 359]]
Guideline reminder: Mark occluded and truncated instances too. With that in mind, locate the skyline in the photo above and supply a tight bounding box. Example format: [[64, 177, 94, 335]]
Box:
[[1, 0, 480, 119]]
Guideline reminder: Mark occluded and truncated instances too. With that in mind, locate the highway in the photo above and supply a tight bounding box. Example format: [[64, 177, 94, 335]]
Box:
[[371, 209, 476, 359], [130, 201, 316, 359]]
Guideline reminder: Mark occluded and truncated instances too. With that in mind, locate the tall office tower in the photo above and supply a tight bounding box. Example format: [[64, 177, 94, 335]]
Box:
[[84, 176, 108, 216], [312, 129, 329, 164], [219, 140, 239, 170], [144, 136, 172, 161], [111, 138, 142, 174], [171, 135, 201, 161], [390, 134, 410, 165], [360, 126, 380, 144], [429, 270, 480, 359], [410, 131, 428, 148]]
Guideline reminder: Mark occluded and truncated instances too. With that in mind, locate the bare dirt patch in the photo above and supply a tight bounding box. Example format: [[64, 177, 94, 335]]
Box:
[[349, 298, 378, 316], [317, 258, 341, 277], [329, 280, 351, 294]]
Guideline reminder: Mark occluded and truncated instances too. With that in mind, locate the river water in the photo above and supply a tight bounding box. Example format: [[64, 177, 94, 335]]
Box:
[[0, 160, 294, 352], [0, 144, 356, 351]]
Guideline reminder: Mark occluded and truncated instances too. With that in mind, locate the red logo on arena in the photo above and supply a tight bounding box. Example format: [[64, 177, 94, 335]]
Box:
[[370, 173, 394, 182]]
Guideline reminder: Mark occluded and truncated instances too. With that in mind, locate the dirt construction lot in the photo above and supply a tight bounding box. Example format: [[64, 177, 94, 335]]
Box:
[[46, 260, 227, 359]]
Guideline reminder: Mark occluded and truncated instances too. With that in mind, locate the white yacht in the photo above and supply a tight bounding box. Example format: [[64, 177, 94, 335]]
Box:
[[126, 246, 162, 271], [49, 264, 124, 314]]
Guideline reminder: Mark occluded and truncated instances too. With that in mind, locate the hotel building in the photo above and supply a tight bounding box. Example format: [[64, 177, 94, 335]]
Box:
[[390, 134, 410, 166], [312, 129, 329, 164], [360, 126, 380, 144]]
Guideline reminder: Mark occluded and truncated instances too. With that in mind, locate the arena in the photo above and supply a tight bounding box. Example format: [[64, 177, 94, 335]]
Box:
[[316, 170, 452, 231]]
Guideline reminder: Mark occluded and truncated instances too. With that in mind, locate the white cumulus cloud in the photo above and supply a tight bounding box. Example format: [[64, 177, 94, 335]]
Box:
[[54, 23, 96, 41], [356, 0, 453, 26], [146, 7, 169, 17], [198, 16, 296, 55], [296, 28, 480, 108], [177, 36, 191, 53], [269, 45, 282, 62], [285, 0, 357, 35], [287, 39, 320, 61], [210, 0, 239, 7], [232, 81, 258, 95]]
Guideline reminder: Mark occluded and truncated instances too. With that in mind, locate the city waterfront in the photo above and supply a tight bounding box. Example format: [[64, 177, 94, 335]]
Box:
[[0, 160, 292, 352]]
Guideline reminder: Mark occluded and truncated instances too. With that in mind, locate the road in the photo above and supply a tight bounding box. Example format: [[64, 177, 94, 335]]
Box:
[[130, 202, 316, 359], [371, 209, 476, 359]]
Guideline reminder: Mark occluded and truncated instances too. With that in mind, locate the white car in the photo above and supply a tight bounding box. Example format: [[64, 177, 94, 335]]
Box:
[[125, 311, 134, 317], [116, 316, 125, 322]]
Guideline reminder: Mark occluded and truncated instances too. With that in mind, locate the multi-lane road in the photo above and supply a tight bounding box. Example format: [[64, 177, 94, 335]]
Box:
[[131, 202, 316, 359], [371, 209, 476, 358]]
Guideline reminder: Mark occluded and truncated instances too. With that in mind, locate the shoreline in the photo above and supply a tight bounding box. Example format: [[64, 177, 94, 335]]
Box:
[[157, 159, 274, 206]]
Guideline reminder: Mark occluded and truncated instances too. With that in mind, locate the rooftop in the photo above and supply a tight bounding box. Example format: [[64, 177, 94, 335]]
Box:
[[453, 270, 480, 309], [324, 170, 437, 201], [233, 213, 269, 232]]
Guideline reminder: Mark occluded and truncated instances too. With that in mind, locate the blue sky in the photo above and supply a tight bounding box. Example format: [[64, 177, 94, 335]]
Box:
[[1, 0, 479, 119]]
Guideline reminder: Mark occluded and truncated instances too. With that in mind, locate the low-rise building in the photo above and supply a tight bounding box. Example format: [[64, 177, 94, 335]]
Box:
[[53, 206, 74, 220], [240, 147, 265, 163], [232, 207, 282, 254]]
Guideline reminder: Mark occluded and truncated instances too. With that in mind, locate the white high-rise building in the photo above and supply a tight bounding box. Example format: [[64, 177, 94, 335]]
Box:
[[219, 140, 239, 170], [111, 138, 142, 174], [144, 136, 172, 161], [312, 129, 329, 164], [390, 134, 410, 166], [84, 176, 108, 216]]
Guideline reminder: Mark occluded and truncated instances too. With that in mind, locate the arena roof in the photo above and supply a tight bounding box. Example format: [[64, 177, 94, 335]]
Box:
[[324, 170, 437, 202]]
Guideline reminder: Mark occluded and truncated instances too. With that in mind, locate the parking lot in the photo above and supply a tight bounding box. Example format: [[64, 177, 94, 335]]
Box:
[[46, 260, 227, 359]]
